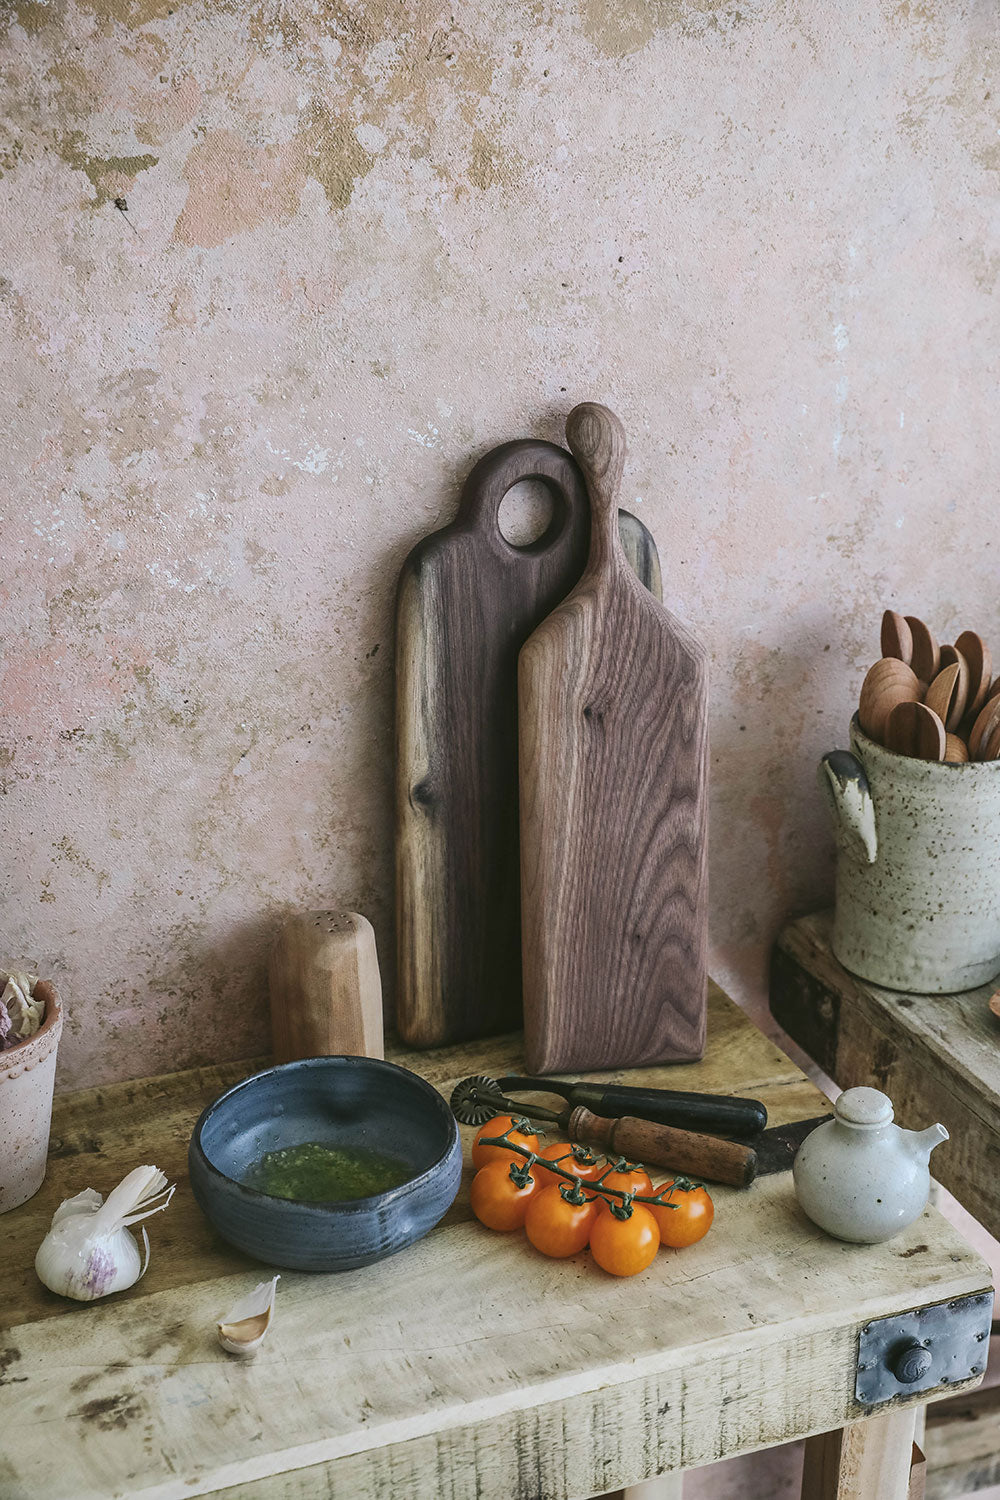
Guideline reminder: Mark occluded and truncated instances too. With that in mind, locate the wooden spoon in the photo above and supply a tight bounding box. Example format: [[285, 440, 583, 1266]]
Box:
[[989, 991, 1000, 1023], [858, 658, 922, 744], [924, 659, 968, 732], [944, 733, 969, 764], [969, 695, 1000, 759], [955, 631, 993, 717], [905, 616, 940, 683], [880, 610, 913, 665], [884, 700, 946, 761], [984, 720, 1000, 761]]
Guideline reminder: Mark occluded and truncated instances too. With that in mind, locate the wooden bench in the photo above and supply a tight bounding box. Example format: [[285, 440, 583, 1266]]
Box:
[[3, 980, 991, 1499]]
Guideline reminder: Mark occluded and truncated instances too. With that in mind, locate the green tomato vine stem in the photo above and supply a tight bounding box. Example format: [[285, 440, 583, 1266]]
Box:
[[477, 1122, 691, 1216]]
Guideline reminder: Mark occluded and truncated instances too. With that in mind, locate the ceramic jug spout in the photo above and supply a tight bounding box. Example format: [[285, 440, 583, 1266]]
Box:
[[905, 1122, 949, 1165], [818, 750, 878, 865]]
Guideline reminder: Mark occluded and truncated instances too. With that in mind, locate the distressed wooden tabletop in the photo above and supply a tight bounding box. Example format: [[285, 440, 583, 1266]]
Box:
[[1, 983, 991, 1500]]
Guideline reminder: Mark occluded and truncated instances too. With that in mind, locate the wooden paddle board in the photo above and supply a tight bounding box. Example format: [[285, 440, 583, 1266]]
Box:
[[396, 438, 662, 1048], [518, 404, 708, 1073]]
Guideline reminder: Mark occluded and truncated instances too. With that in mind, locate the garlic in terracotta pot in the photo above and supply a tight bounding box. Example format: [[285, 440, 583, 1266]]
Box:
[[35, 1165, 175, 1301]]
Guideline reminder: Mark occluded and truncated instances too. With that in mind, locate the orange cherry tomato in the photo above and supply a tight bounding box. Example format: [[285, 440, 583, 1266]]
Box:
[[469, 1159, 540, 1231], [537, 1141, 604, 1188], [589, 1203, 660, 1276], [597, 1161, 653, 1199], [524, 1184, 599, 1258], [471, 1114, 539, 1171], [648, 1179, 714, 1248]]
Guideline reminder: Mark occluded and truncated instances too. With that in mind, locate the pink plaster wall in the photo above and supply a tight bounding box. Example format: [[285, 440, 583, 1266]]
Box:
[[2, 0, 998, 1089]]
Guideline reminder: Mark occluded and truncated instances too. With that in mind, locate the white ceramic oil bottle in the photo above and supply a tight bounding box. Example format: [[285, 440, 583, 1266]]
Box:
[[793, 1086, 948, 1244]]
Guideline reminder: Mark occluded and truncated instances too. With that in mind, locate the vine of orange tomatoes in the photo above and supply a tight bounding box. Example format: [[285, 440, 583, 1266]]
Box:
[[467, 1119, 715, 1277]]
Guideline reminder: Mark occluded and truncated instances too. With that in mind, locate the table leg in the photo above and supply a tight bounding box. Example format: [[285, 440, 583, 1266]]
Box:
[[801, 1409, 919, 1500]]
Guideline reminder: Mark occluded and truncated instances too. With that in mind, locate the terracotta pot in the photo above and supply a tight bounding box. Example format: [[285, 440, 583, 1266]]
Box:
[[819, 717, 1000, 992], [0, 981, 62, 1214]]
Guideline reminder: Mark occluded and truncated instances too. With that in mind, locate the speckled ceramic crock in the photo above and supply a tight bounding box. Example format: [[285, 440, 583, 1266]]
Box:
[[189, 1054, 463, 1272], [819, 717, 1000, 992], [0, 980, 62, 1214]]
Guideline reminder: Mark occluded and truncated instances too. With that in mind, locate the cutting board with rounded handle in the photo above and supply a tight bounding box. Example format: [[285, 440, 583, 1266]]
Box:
[[518, 404, 708, 1074], [396, 437, 662, 1048]]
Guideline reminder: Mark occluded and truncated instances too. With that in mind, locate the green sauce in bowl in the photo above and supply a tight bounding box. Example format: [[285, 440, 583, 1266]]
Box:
[[244, 1141, 413, 1203]]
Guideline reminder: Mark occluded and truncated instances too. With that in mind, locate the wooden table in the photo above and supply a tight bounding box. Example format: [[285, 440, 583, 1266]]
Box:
[[2, 982, 992, 1500], [771, 910, 1000, 1498]]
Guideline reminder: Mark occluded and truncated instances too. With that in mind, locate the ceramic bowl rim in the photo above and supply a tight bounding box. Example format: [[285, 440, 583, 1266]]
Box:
[[190, 1054, 460, 1215]]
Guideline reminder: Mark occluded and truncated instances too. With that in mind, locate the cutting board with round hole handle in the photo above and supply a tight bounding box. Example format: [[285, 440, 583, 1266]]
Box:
[[518, 404, 709, 1074], [395, 437, 662, 1048]]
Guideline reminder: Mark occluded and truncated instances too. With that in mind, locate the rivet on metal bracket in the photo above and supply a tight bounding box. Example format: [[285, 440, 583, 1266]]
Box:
[[855, 1290, 994, 1408]]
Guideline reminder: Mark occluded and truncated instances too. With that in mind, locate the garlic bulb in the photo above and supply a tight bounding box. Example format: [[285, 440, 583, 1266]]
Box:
[[217, 1275, 279, 1355], [35, 1165, 175, 1302]]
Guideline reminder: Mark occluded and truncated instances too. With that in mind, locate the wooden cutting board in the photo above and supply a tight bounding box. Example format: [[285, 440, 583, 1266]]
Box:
[[519, 404, 709, 1074], [396, 438, 662, 1048]]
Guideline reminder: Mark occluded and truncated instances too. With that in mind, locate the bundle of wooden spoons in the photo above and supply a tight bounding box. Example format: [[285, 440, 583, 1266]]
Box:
[[857, 612, 1000, 763]]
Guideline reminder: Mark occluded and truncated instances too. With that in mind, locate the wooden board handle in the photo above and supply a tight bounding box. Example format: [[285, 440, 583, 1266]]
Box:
[[454, 439, 578, 548], [567, 1106, 757, 1188], [565, 402, 627, 572]]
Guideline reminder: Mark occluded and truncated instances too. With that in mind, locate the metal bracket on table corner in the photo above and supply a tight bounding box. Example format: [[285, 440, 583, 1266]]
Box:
[[855, 1289, 994, 1407]]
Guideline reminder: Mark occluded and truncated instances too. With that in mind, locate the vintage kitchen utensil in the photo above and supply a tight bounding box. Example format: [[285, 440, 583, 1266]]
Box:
[[396, 438, 662, 1049], [924, 661, 968, 733], [269, 911, 384, 1063], [884, 699, 946, 761], [857, 658, 921, 744], [905, 615, 940, 683], [880, 609, 913, 665], [450, 1077, 825, 1189], [518, 403, 709, 1074], [494, 1074, 766, 1137], [955, 630, 992, 717], [793, 1086, 948, 1243]]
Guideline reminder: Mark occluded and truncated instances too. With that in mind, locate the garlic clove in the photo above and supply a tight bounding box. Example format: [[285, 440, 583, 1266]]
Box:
[[217, 1275, 279, 1356]]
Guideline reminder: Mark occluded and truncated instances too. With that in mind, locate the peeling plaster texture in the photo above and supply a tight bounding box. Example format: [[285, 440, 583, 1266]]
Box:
[[1, 0, 998, 1091]]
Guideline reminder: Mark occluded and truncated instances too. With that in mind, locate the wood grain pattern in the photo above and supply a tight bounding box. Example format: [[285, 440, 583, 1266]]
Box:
[[800, 1411, 918, 1500], [906, 616, 941, 683], [2, 984, 989, 1500], [954, 631, 992, 717], [268, 911, 383, 1063], [924, 661, 967, 733], [881, 609, 913, 665], [395, 438, 661, 1049], [884, 699, 946, 760], [519, 405, 708, 1074], [857, 658, 921, 744]]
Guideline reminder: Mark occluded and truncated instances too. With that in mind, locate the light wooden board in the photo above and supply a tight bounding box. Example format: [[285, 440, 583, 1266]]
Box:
[[924, 1382, 1000, 1498], [771, 909, 1000, 1239], [519, 405, 708, 1074], [1, 985, 990, 1500], [395, 436, 662, 1049]]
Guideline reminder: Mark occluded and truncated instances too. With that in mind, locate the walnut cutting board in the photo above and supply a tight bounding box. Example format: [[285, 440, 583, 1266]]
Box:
[[519, 404, 709, 1074], [396, 437, 662, 1048]]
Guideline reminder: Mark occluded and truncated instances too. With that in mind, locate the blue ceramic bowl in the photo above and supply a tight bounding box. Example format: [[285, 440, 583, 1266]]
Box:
[[188, 1056, 462, 1272]]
